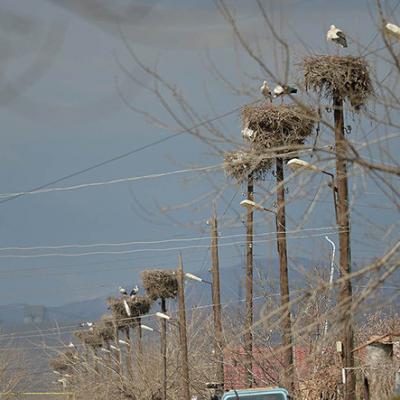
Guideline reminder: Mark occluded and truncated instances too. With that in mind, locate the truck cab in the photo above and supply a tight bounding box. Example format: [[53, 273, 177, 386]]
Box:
[[221, 387, 290, 400]]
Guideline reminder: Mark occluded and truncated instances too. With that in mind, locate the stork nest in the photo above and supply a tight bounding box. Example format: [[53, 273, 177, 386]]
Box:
[[302, 55, 373, 109], [141, 270, 178, 301], [74, 330, 103, 348], [93, 314, 116, 341], [50, 350, 77, 372], [223, 148, 272, 183], [242, 104, 316, 155], [107, 296, 151, 329]]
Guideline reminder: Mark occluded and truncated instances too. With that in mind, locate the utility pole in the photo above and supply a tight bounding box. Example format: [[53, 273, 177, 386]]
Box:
[[160, 298, 167, 400], [135, 318, 143, 364], [211, 202, 224, 386], [275, 157, 293, 389], [333, 91, 355, 400], [177, 253, 191, 400], [245, 173, 254, 387]]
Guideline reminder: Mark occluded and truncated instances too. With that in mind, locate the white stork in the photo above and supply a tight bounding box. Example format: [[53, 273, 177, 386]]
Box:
[[327, 25, 348, 48], [130, 285, 139, 297], [241, 127, 256, 141], [273, 85, 297, 102], [119, 286, 128, 295], [260, 81, 272, 101]]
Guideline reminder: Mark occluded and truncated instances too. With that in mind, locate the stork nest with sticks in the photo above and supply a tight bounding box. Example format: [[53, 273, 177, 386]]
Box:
[[74, 329, 103, 349], [93, 314, 116, 341], [242, 104, 316, 156], [301, 55, 373, 109], [141, 269, 178, 301], [50, 350, 77, 372], [107, 296, 151, 329], [223, 148, 272, 183]]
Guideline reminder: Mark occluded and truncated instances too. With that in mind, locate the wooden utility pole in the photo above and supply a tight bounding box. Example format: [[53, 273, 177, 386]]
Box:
[[211, 203, 224, 386], [135, 318, 143, 364], [333, 91, 355, 400], [160, 298, 167, 400], [275, 157, 293, 388], [124, 327, 133, 378], [177, 254, 191, 400], [244, 173, 254, 387]]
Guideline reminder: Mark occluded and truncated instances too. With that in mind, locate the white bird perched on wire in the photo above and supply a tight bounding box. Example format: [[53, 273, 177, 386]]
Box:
[[130, 285, 139, 297], [386, 22, 400, 38], [327, 25, 348, 48], [260, 81, 272, 101], [119, 286, 128, 295], [241, 127, 256, 141], [123, 299, 131, 317], [273, 84, 297, 98]]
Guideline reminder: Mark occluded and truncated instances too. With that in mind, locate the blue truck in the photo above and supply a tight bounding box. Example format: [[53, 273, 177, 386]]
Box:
[[220, 387, 290, 400]]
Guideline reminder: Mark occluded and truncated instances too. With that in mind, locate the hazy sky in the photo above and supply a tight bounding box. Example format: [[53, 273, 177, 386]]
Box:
[[0, 0, 397, 306]]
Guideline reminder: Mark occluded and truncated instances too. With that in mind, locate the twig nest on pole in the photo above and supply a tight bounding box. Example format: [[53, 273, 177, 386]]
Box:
[[242, 104, 316, 156], [224, 148, 272, 183], [107, 296, 151, 329], [74, 330, 103, 349], [302, 55, 373, 109], [50, 350, 77, 372], [93, 314, 116, 341], [141, 269, 178, 301]]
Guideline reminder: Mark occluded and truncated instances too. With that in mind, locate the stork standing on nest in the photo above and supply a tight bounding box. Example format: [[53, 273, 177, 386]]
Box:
[[273, 84, 297, 103], [327, 25, 348, 48], [119, 286, 128, 295], [260, 81, 272, 102], [130, 285, 139, 297]]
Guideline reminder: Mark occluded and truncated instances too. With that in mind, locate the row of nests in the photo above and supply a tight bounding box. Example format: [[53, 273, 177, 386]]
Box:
[[224, 55, 373, 183], [107, 270, 178, 329], [51, 270, 179, 371]]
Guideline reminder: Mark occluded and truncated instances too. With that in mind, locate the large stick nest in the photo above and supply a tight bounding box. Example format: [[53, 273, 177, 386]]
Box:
[[107, 296, 151, 329], [93, 314, 116, 341], [141, 269, 178, 301], [50, 350, 77, 372], [302, 55, 373, 109], [242, 104, 316, 155], [224, 148, 272, 184], [74, 329, 103, 348]]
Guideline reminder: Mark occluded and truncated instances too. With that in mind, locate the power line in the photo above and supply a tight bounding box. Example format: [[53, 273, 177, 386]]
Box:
[[0, 104, 247, 206], [0, 164, 222, 200], [0, 225, 337, 253], [0, 227, 341, 259]]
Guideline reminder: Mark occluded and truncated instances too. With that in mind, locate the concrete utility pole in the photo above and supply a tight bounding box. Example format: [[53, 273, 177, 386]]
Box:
[[245, 173, 254, 387], [160, 298, 167, 400], [333, 91, 355, 400], [275, 157, 293, 388], [177, 254, 191, 400], [210, 203, 224, 386]]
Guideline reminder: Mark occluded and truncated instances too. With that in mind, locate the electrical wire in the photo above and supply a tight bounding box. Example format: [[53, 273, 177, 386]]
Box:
[[0, 103, 249, 206], [0, 226, 338, 253], [0, 164, 222, 200]]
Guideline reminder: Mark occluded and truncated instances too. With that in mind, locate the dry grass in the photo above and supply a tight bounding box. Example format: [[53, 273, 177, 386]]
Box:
[[242, 104, 316, 155], [107, 296, 151, 329], [223, 148, 272, 183], [74, 330, 103, 349], [141, 269, 178, 301], [93, 314, 116, 341], [302, 55, 373, 109], [50, 350, 78, 372]]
